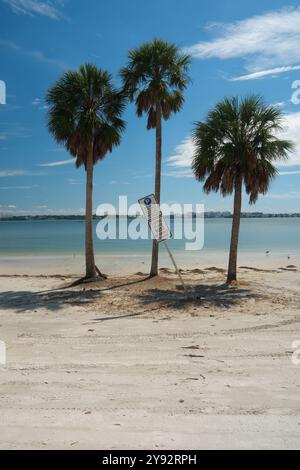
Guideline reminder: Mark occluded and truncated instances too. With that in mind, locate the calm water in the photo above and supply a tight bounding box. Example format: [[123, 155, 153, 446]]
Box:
[[0, 217, 299, 257]]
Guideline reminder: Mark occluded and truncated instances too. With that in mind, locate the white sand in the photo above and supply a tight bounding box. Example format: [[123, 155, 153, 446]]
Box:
[[1, 249, 299, 275], [0, 262, 300, 449]]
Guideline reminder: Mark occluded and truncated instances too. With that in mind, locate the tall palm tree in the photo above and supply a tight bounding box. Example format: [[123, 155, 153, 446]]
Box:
[[121, 39, 191, 277], [46, 64, 126, 280], [192, 95, 293, 283]]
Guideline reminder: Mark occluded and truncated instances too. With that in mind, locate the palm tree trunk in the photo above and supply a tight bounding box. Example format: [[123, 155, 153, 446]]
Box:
[[150, 102, 162, 277], [227, 175, 242, 283], [85, 139, 96, 279]]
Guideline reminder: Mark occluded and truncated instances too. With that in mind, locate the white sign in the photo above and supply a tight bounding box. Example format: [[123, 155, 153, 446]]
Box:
[[138, 194, 171, 242]]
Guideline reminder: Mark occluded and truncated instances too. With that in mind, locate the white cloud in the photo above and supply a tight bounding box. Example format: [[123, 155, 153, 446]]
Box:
[[67, 178, 82, 185], [231, 65, 300, 81], [32, 97, 49, 110], [0, 40, 67, 69], [0, 169, 26, 177], [39, 159, 73, 167], [2, 0, 63, 19], [166, 111, 300, 178], [0, 185, 37, 189], [0, 169, 43, 177], [166, 137, 194, 168], [266, 191, 300, 200], [109, 180, 130, 185], [278, 111, 300, 166], [32, 98, 41, 106], [185, 7, 300, 80], [279, 170, 300, 175], [0, 122, 31, 140], [163, 169, 193, 178], [165, 137, 194, 177], [272, 102, 285, 108]]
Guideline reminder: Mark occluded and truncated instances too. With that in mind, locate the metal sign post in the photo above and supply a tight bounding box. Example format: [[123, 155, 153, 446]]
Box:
[[162, 240, 187, 292], [138, 194, 187, 292]]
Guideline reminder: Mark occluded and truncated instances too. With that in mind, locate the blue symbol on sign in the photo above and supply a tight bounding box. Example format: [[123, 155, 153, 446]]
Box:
[[144, 197, 151, 206]]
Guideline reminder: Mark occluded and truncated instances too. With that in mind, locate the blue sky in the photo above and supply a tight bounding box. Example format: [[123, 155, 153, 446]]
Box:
[[1, 0, 300, 215]]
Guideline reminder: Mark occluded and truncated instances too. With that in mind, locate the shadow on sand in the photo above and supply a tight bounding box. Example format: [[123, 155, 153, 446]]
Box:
[[0, 288, 102, 313], [0, 275, 151, 314], [0, 276, 263, 316], [136, 282, 263, 310]]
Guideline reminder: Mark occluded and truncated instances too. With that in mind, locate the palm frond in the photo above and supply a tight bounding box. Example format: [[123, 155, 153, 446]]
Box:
[[46, 64, 126, 169], [120, 38, 191, 128], [192, 95, 295, 203]]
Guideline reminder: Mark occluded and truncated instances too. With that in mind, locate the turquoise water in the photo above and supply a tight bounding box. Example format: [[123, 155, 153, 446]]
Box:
[[0, 218, 299, 256]]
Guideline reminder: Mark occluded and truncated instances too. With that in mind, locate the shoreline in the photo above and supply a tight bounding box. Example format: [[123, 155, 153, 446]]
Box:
[[0, 250, 299, 276]]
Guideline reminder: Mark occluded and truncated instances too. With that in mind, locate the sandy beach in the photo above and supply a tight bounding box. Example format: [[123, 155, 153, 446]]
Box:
[[0, 260, 299, 449]]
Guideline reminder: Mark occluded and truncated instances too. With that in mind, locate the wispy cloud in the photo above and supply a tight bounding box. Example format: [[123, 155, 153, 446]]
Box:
[[0, 122, 31, 140], [38, 159, 73, 167], [0, 39, 67, 69], [231, 65, 300, 81], [48, 147, 65, 152], [32, 97, 49, 110], [185, 7, 300, 80], [109, 180, 130, 185], [0, 169, 27, 177], [166, 111, 300, 178], [2, 0, 63, 19], [0, 169, 43, 177], [0, 185, 37, 189], [166, 137, 194, 169], [279, 170, 300, 175], [66, 178, 82, 185], [32, 98, 41, 106], [278, 111, 300, 166], [163, 169, 193, 178], [266, 191, 300, 200], [272, 102, 285, 108], [165, 137, 194, 177]]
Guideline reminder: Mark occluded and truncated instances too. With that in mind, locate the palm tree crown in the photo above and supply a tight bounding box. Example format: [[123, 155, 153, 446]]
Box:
[[121, 38, 191, 128], [46, 63, 126, 167], [192, 95, 293, 203]]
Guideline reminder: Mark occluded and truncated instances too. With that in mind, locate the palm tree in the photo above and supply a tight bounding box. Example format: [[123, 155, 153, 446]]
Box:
[[192, 95, 293, 283], [121, 39, 191, 277], [46, 64, 126, 280]]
